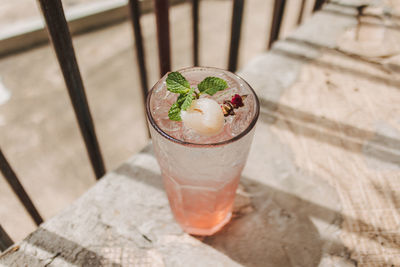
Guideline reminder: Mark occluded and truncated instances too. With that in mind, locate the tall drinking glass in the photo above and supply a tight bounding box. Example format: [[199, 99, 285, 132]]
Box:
[[146, 67, 259, 235]]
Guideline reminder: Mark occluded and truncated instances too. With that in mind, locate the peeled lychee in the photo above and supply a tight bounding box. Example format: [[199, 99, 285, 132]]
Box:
[[181, 98, 224, 136]]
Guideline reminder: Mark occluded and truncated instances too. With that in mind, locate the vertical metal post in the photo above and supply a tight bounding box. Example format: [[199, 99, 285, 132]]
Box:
[[128, 0, 151, 138], [192, 0, 199, 66], [313, 0, 326, 12], [128, 0, 149, 105], [268, 0, 286, 49], [0, 149, 43, 226], [228, 0, 245, 72], [154, 0, 171, 77], [297, 0, 306, 25], [0, 225, 13, 252], [37, 0, 106, 179]]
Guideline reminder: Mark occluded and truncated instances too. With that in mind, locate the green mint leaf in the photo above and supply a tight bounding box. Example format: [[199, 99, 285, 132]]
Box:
[[198, 77, 228, 96], [168, 93, 187, 121], [168, 102, 182, 121], [166, 72, 190, 94], [166, 71, 229, 121], [176, 93, 186, 106], [181, 88, 195, 111]]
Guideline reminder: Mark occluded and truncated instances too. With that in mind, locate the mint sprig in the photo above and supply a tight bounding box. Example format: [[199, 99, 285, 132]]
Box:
[[166, 72, 228, 121], [198, 77, 228, 96], [181, 87, 195, 111], [168, 102, 182, 121], [166, 72, 190, 94], [167, 90, 194, 121]]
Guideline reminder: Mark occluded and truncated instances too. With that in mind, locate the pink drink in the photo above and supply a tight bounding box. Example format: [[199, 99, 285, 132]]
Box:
[[147, 67, 259, 235]]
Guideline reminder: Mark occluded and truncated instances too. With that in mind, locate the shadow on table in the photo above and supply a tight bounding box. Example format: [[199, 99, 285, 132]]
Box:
[[201, 176, 399, 266], [113, 94, 400, 266], [201, 176, 349, 267], [116, 161, 348, 266], [115, 159, 345, 266], [134, 143, 398, 266], [8, 159, 397, 266]]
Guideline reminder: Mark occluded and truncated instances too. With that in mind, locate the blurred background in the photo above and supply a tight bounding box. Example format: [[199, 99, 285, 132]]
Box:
[[0, 0, 317, 242]]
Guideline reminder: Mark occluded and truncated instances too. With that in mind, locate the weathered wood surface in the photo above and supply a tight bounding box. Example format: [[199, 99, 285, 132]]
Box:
[[1, 0, 399, 266]]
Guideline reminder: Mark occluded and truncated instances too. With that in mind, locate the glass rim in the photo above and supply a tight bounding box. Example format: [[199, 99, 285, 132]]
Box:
[[146, 66, 260, 147]]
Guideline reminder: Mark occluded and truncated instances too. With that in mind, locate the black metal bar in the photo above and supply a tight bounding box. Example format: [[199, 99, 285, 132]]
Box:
[[0, 225, 13, 252], [313, 0, 326, 12], [268, 0, 286, 49], [38, 0, 106, 179], [128, 0, 151, 137], [192, 0, 199, 66], [128, 0, 149, 103], [297, 0, 306, 25], [228, 0, 244, 72], [154, 0, 171, 77], [0, 149, 43, 226]]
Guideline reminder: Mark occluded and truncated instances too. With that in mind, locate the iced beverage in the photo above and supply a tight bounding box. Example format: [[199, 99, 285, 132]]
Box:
[[146, 67, 259, 235]]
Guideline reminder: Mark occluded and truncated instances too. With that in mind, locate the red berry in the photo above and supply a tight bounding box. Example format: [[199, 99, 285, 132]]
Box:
[[231, 94, 244, 108]]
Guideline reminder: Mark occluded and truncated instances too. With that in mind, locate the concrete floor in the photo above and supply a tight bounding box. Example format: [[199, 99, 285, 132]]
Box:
[[0, 0, 315, 242]]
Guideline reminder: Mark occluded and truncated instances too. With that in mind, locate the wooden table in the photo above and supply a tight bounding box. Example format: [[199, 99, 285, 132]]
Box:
[[1, 0, 399, 266]]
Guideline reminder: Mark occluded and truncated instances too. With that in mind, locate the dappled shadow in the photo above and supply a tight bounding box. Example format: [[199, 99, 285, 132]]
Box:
[[327, 1, 400, 21], [201, 176, 342, 266], [3, 147, 396, 265], [273, 14, 400, 88], [319, 1, 400, 33], [271, 47, 400, 89], [371, 181, 400, 213], [113, 148, 398, 265], [320, 8, 400, 32], [115, 159, 343, 265], [258, 98, 400, 166], [285, 37, 400, 68], [4, 134, 397, 265], [113, 137, 400, 264], [201, 175, 399, 266]]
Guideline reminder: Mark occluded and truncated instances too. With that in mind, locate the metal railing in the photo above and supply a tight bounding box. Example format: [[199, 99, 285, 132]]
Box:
[[0, 0, 327, 252]]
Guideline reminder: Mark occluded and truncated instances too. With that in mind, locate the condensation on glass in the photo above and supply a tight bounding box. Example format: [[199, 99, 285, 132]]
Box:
[[147, 67, 259, 235]]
